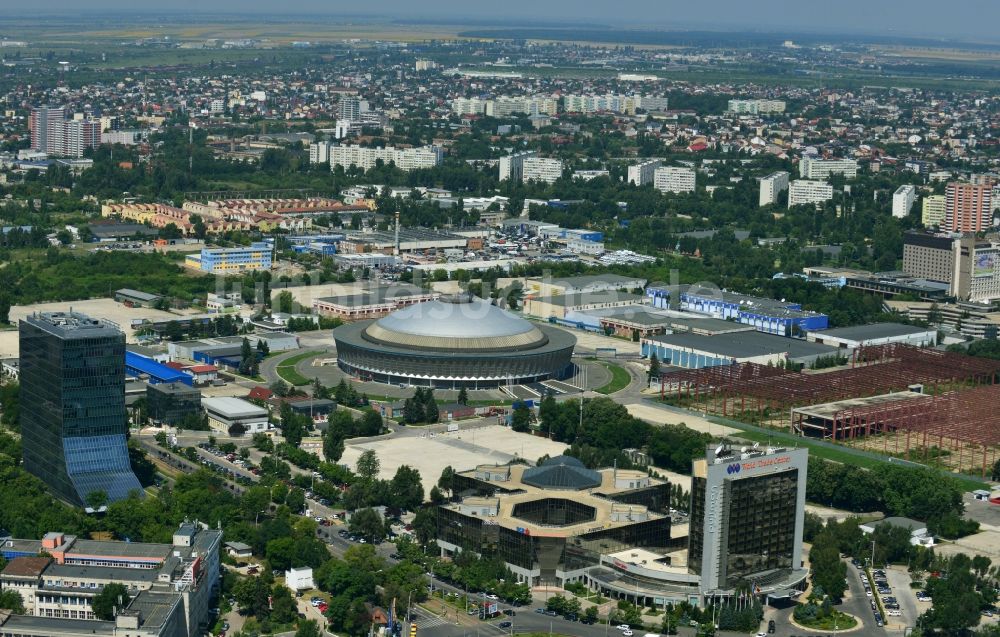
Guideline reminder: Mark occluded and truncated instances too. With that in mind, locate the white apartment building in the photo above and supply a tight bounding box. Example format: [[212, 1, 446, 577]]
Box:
[[727, 99, 786, 114], [892, 185, 917, 219], [788, 180, 834, 208], [328, 144, 443, 172], [636, 96, 669, 111], [499, 150, 539, 181], [309, 141, 331, 164], [521, 157, 564, 184], [628, 159, 662, 186], [759, 171, 790, 206], [451, 97, 487, 116], [486, 96, 559, 117], [653, 166, 696, 194], [563, 94, 637, 115], [922, 195, 947, 227], [415, 59, 438, 71], [799, 157, 858, 180]]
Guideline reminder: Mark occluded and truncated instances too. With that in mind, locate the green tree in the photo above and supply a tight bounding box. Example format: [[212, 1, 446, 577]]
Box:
[[510, 402, 531, 432], [0, 589, 25, 614], [809, 531, 847, 600], [456, 387, 469, 405], [437, 466, 455, 498], [295, 620, 320, 637], [349, 507, 384, 541], [389, 465, 424, 512], [356, 449, 380, 482], [92, 582, 131, 620], [233, 576, 271, 617], [648, 352, 660, 380], [323, 416, 346, 462]]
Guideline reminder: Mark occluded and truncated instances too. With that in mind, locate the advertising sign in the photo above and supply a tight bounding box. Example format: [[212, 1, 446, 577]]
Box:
[[975, 252, 997, 278]]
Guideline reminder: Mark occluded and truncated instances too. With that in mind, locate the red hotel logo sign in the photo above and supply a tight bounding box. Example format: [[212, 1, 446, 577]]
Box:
[[738, 456, 791, 472]]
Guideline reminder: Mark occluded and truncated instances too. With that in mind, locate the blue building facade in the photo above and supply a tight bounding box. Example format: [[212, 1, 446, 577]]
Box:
[[125, 351, 191, 385], [646, 287, 829, 337]]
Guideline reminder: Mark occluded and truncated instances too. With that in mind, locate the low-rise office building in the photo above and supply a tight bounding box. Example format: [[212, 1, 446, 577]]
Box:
[[523, 292, 647, 321], [0, 524, 220, 637], [147, 383, 202, 426], [201, 397, 269, 436], [184, 242, 272, 274], [312, 285, 437, 321]]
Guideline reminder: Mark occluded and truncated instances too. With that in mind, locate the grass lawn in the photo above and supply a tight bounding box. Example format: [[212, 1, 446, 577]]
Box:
[[275, 350, 323, 386], [794, 610, 857, 631], [594, 362, 632, 394]]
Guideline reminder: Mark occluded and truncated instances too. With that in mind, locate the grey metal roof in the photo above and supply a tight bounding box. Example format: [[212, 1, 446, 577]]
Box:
[[370, 296, 543, 348], [647, 331, 838, 361], [316, 284, 431, 308], [522, 455, 601, 490], [810, 322, 932, 341]]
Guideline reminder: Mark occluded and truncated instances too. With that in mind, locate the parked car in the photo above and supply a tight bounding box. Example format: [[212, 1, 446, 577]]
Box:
[[499, 621, 512, 629]]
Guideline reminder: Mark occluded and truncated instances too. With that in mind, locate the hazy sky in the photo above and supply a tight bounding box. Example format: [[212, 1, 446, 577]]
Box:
[[20, 0, 1000, 42]]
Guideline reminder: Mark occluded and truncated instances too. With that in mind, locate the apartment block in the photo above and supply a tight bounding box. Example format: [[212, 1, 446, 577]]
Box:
[[521, 157, 565, 184], [653, 166, 696, 194], [727, 99, 786, 115], [328, 144, 443, 172], [921, 194, 946, 227], [30, 106, 100, 158], [945, 181, 993, 232], [892, 185, 917, 219], [798, 157, 858, 180], [788, 180, 834, 208], [759, 171, 790, 206], [308, 141, 331, 164], [499, 150, 539, 182], [628, 159, 662, 186]]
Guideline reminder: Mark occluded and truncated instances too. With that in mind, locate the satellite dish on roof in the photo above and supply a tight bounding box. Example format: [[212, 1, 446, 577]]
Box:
[[715, 444, 725, 457], [753, 442, 760, 449]]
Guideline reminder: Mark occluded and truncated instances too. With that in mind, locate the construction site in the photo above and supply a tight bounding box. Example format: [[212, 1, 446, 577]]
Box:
[[656, 344, 1000, 477]]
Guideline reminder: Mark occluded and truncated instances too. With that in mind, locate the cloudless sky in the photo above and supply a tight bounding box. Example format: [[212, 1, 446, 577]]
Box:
[[18, 0, 1000, 42]]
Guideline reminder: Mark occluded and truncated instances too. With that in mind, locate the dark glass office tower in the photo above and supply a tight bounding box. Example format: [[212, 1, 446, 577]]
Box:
[[20, 312, 142, 507], [688, 446, 807, 592]]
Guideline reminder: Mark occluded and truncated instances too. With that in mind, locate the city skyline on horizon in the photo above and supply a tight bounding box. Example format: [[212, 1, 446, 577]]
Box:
[[11, 1, 1000, 43]]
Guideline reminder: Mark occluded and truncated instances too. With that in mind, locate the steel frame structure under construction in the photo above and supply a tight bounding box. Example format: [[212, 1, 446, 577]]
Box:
[[659, 344, 1000, 417], [791, 385, 1000, 477]]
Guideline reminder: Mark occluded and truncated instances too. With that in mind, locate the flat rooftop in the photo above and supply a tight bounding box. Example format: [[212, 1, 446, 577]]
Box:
[[450, 463, 667, 538], [23, 312, 121, 339], [202, 397, 268, 419], [809, 322, 933, 341], [792, 391, 931, 421], [315, 284, 431, 307], [645, 330, 837, 360], [607, 547, 689, 575]]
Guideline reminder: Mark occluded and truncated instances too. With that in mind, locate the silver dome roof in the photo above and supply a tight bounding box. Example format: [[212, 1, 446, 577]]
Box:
[[364, 296, 548, 351]]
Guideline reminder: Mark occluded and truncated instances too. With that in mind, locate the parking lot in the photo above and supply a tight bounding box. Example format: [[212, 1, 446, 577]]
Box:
[[884, 566, 918, 629]]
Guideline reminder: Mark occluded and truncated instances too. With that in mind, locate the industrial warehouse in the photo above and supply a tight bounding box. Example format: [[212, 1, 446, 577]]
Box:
[[332, 294, 576, 389]]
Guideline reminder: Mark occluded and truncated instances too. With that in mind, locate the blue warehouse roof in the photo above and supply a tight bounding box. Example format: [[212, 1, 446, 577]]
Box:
[[125, 351, 191, 385]]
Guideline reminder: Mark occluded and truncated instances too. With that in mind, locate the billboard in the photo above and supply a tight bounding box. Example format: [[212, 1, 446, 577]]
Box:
[[975, 251, 997, 278]]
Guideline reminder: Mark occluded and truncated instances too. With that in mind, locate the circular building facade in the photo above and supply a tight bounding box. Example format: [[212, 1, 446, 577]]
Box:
[[332, 295, 576, 389]]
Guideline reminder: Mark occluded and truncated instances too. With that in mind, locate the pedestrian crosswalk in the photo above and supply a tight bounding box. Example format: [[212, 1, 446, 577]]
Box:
[[411, 608, 451, 629]]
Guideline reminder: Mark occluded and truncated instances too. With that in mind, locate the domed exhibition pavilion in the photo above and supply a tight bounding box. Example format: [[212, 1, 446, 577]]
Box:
[[332, 294, 576, 389]]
